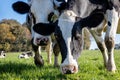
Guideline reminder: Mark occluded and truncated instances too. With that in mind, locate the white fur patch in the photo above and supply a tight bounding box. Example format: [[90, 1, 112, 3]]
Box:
[[106, 8, 119, 39], [65, 0, 68, 2]]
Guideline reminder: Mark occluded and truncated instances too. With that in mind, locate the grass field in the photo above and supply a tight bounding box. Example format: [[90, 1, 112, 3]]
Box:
[[0, 50, 120, 80]]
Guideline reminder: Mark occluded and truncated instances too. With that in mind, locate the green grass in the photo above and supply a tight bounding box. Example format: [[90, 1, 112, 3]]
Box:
[[0, 50, 120, 80]]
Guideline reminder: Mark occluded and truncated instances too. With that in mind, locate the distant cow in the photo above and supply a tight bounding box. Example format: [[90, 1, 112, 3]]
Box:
[[12, 0, 60, 67], [33, 0, 120, 74], [0, 51, 6, 58], [19, 51, 33, 59]]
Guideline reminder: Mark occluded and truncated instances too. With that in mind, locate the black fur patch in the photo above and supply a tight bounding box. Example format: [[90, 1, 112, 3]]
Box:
[[89, 0, 107, 5], [12, 1, 30, 14], [48, 12, 54, 23], [33, 23, 56, 36], [80, 12, 104, 28], [54, 26, 67, 63], [108, 21, 111, 26], [55, 0, 67, 12]]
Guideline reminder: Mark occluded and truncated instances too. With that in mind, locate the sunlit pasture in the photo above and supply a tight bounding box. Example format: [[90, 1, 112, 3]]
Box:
[[0, 50, 120, 80]]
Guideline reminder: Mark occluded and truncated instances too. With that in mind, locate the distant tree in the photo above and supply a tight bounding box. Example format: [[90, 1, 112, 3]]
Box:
[[0, 19, 21, 27], [0, 19, 31, 52], [0, 23, 15, 43]]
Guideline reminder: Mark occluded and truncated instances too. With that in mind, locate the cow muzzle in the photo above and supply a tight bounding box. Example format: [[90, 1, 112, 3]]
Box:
[[60, 58, 78, 74], [61, 65, 78, 74], [35, 37, 49, 46]]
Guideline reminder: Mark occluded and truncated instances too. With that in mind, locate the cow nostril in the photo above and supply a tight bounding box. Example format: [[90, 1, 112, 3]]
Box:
[[35, 37, 49, 46], [62, 65, 78, 74], [36, 38, 40, 41], [66, 70, 72, 74], [43, 38, 46, 41], [45, 38, 48, 41], [41, 38, 47, 42]]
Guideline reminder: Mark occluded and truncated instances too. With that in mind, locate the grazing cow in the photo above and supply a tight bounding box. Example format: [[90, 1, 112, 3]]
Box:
[[19, 51, 33, 59], [33, 0, 120, 74], [0, 51, 6, 58], [12, 0, 60, 67]]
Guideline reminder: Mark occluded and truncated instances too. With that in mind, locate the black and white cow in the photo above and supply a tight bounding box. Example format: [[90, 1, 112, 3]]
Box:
[[12, 0, 60, 67], [19, 51, 33, 59], [33, 0, 120, 74], [0, 51, 6, 58]]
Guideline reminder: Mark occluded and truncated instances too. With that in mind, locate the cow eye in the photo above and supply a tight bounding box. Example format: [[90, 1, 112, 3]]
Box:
[[54, 33, 62, 40], [75, 33, 82, 40], [27, 12, 36, 26], [54, 33, 59, 39], [26, 14, 32, 31], [31, 13, 36, 24], [26, 14, 31, 25], [54, 27, 63, 40]]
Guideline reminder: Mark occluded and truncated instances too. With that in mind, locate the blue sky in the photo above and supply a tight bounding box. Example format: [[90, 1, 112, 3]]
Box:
[[0, 0, 27, 24], [90, 33, 120, 50]]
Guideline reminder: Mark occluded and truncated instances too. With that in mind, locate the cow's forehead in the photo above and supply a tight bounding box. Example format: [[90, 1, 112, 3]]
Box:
[[30, 0, 54, 9], [58, 12, 76, 38], [58, 10, 77, 29], [30, 0, 54, 23]]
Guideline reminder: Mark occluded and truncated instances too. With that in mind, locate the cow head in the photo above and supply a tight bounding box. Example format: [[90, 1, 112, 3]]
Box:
[[12, 0, 57, 46], [33, 9, 104, 74]]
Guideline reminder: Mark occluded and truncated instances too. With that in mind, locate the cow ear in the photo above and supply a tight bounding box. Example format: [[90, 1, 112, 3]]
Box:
[[33, 23, 56, 36], [12, 1, 30, 14], [80, 12, 104, 28]]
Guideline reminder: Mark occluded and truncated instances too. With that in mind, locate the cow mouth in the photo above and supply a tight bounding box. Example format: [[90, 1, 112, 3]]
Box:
[[61, 65, 78, 74], [38, 42, 48, 46], [35, 37, 49, 46]]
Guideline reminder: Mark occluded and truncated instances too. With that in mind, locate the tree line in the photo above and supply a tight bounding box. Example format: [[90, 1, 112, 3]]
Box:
[[0, 19, 32, 52]]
